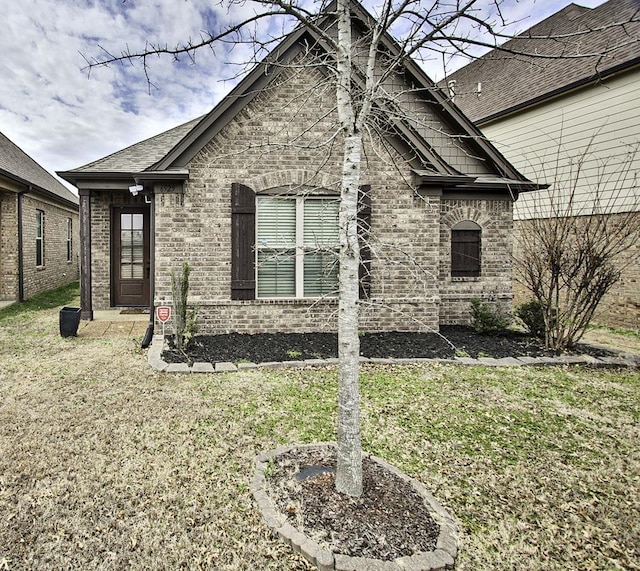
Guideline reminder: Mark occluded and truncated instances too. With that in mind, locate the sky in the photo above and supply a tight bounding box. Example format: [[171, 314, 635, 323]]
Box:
[[0, 0, 607, 190]]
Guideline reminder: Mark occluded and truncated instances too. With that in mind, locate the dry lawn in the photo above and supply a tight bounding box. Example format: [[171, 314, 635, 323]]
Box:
[[0, 287, 638, 570]]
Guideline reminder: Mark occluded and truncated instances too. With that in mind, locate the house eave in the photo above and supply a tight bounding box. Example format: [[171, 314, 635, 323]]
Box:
[[1, 168, 79, 208], [57, 170, 189, 191], [413, 170, 546, 194]]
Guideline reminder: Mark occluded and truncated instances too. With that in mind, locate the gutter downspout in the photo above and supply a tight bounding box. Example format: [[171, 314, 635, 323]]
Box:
[[141, 190, 155, 349], [17, 188, 31, 302]]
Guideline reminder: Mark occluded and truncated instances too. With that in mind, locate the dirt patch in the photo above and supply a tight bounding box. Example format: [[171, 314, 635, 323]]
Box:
[[267, 448, 440, 560], [163, 326, 616, 364]]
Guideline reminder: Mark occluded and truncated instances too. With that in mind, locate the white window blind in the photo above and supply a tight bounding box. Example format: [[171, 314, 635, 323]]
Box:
[[303, 199, 338, 296]]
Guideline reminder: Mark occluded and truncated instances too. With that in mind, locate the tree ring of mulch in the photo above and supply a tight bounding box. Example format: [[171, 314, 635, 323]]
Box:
[[253, 443, 458, 570]]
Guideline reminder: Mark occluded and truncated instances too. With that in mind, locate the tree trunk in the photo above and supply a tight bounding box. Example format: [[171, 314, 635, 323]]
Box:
[[335, 133, 363, 497], [333, 0, 363, 498]]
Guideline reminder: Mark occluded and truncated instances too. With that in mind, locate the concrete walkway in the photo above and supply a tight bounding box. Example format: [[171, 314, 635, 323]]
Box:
[[78, 310, 150, 339]]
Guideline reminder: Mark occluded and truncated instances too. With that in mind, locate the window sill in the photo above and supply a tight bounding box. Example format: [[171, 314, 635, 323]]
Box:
[[450, 276, 481, 282]]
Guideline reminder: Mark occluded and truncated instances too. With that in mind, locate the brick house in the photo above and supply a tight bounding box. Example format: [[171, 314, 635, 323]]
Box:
[[0, 131, 79, 303], [59, 1, 539, 334], [442, 0, 640, 329]]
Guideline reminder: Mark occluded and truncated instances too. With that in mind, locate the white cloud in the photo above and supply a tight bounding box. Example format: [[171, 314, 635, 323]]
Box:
[[0, 0, 608, 185]]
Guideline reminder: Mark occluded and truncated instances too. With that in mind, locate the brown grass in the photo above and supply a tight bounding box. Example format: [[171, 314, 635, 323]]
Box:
[[0, 295, 638, 570]]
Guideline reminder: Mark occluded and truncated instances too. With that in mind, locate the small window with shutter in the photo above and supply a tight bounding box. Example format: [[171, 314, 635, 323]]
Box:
[[451, 220, 481, 277]]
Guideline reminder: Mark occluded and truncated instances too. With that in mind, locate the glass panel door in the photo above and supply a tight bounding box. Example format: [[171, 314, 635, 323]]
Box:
[[112, 207, 149, 306], [120, 213, 144, 279]]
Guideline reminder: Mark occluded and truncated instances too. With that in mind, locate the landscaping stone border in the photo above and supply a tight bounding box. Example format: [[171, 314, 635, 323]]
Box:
[[252, 443, 459, 571], [147, 335, 640, 373]]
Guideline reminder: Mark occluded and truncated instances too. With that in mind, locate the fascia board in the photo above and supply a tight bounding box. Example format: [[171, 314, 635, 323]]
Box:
[[2, 168, 79, 208]]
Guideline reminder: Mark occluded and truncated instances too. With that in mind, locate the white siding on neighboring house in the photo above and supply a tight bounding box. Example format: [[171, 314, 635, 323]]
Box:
[[480, 69, 640, 220]]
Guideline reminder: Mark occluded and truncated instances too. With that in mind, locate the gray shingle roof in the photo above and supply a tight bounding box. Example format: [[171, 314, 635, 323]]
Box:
[[443, 0, 640, 123], [68, 116, 204, 174], [0, 131, 78, 206]]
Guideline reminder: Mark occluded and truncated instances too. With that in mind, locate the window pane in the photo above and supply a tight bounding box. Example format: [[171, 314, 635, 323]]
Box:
[[257, 198, 295, 247], [304, 199, 339, 247], [304, 251, 338, 297], [36, 211, 44, 266], [120, 214, 145, 279], [257, 250, 295, 297]]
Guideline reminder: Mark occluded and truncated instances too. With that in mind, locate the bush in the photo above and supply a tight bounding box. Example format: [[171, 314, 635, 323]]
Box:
[[470, 298, 511, 334], [171, 262, 199, 351], [515, 300, 546, 339]]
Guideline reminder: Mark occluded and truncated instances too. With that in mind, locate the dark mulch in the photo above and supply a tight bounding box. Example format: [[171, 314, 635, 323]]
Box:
[[163, 325, 614, 365], [268, 447, 440, 560]]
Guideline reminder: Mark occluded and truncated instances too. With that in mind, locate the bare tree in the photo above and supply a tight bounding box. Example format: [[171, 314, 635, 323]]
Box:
[[88, 0, 640, 497], [514, 142, 639, 351]]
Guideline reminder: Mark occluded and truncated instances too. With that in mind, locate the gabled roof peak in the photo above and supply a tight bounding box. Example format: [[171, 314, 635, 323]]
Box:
[[60, 0, 533, 187]]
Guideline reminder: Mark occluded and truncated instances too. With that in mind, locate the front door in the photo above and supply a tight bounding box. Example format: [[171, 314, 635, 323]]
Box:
[[112, 207, 150, 307]]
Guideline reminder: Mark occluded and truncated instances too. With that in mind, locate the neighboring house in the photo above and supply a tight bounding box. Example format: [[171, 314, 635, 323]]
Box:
[[0, 131, 79, 304], [443, 0, 640, 329], [59, 1, 540, 334]]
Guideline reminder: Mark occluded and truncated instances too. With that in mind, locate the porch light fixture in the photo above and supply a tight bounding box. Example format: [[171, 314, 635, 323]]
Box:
[[128, 184, 144, 196]]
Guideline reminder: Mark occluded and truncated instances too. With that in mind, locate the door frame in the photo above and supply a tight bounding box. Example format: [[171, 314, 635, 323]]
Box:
[[111, 205, 150, 307]]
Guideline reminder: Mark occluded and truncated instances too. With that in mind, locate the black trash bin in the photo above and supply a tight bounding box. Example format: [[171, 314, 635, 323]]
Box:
[[59, 306, 81, 338]]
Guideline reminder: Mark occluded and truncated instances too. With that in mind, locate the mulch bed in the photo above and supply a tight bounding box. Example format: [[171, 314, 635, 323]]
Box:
[[163, 325, 614, 365], [267, 447, 440, 560]]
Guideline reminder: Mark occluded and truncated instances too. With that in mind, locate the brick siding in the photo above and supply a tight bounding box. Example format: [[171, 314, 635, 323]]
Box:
[[0, 192, 19, 300], [20, 195, 79, 300], [89, 63, 516, 335], [0, 192, 79, 301], [439, 199, 514, 324]]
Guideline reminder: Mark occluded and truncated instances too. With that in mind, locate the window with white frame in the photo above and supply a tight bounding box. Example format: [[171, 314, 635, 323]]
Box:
[[66, 218, 72, 262], [256, 195, 339, 298], [36, 210, 44, 267]]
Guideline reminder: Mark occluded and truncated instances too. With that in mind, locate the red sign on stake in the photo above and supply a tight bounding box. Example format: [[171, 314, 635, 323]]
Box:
[[156, 306, 171, 323]]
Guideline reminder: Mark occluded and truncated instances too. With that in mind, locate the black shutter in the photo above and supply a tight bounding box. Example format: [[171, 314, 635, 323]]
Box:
[[358, 185, 372, 300], [231, 183, 256, 299], [451, 229, 480, 277]]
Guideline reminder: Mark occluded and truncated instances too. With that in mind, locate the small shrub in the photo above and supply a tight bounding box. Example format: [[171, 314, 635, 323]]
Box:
[[171, 262, 199, 351], [470, 298, 511, 334], [515, 300, 547, 339]]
